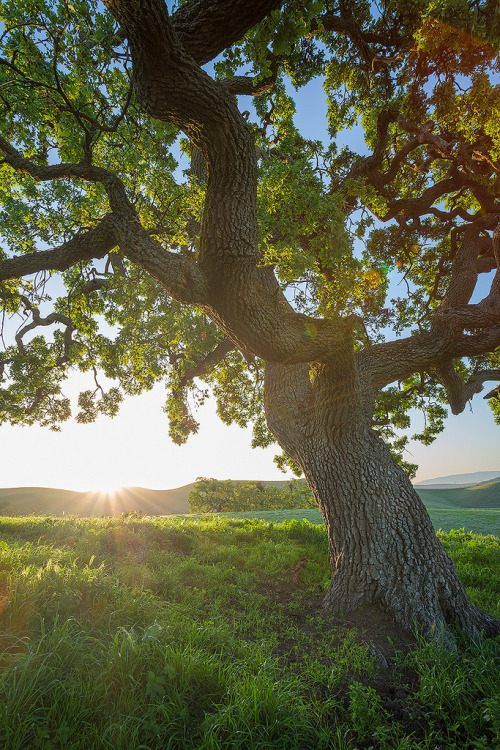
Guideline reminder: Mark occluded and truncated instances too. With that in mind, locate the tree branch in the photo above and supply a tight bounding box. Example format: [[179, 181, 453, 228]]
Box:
[[177, 337, 235, 389], [0, 136, 131, 213], [439, 227, 482, 309], [14, 304, 75, 364], [0, 214, 118, 281], [307, 10, 404, 71], [434, 361, 500, 414], [170, 0, 283, 66], [112, 214, 208, 305], [484, 385, 500, 400], [358, 325, 500, 394]]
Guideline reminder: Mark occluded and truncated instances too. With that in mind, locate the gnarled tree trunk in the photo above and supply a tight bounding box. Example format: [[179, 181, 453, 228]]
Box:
[[264, 358, 500, 640]]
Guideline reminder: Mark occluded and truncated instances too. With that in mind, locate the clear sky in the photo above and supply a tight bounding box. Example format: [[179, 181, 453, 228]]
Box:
[[0, 40, 499, 493]]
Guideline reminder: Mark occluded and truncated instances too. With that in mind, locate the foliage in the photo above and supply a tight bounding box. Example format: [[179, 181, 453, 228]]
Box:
[[0, 0, 498, 473], [0, 514, 497, 748], [188, 477, 315, 513]]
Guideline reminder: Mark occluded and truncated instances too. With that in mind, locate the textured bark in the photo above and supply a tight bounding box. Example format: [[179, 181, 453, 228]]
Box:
[[264, 359, 500, 640]]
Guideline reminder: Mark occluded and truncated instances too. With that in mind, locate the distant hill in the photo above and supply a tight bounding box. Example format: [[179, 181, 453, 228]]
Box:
[[0, 479, 308, 517], [414, 470, 500, 488], [0, 475, 499, 516], [416, 481, 500, 509], [0, 485, 193, 517]]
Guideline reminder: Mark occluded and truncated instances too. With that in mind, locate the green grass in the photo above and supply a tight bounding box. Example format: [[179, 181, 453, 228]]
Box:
[[210, 507, 500, 536], [0, 514, 498, 749], [416, 481, 500, 509]]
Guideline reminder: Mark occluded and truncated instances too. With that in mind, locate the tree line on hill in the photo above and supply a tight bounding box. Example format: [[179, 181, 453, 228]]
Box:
[[188, 478, 315, 513]]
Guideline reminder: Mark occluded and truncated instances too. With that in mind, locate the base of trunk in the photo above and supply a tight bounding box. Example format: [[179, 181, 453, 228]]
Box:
[[302, 434, 500, 643], [323, 558, 500, 643], [263, 360, 500, 643]]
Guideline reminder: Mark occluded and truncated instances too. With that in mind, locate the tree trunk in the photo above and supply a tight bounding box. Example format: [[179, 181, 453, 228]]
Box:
[[264, 359, 500, 641]]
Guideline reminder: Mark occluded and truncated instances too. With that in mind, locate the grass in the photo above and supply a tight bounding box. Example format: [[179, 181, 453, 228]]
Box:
[[0, 514, 498, 749], [209, 507, 500, 536], [415, 481, 500, 509]]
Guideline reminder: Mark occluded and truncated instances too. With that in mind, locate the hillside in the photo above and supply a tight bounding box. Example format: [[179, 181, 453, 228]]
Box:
[[414, 470, 500, 488], [0, 477, 499, 516], [416, 481, 500, 509], [0, 485, 192, 517]]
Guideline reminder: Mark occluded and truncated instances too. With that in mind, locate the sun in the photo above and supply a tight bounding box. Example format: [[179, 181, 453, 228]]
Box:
[[89, 483, 124, 496]]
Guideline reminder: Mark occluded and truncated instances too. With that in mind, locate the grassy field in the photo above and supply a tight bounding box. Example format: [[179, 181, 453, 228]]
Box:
[[0, 514, 498, 749], [210, 507, 500, 536], [416, 480, 500, 509]]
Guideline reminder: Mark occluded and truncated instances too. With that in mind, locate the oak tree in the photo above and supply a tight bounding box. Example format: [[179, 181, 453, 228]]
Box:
[[1, 0, 500, 639], [188, 478, 314, 513]]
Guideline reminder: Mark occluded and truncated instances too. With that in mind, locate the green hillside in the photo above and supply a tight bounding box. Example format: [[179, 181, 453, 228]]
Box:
[[416, 481, 500, 509], [0, 485, 192, 517], [0, 478, 498, 517]]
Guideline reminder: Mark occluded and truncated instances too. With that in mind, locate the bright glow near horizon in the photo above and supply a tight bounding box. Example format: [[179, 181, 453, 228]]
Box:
[[0, 382, 298, 491], [0, 376, 499, 491], [90, 484, 124, 496]]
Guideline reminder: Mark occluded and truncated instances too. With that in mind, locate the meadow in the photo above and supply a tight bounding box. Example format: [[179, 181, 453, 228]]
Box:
[[0, 512, 498, 749], [212, 507, 500, 536]]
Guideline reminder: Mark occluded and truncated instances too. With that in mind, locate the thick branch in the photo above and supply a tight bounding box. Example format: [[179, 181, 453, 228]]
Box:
[[0, 214, 118, 281], [440, 227, 482, 308], [434, 361, 500, 414], [111, 214, 209, 305], [0, 137, 131, 213], [484, 385, 500, 400], [357, 325, 500, 393], [308, 11, 403, 71], [170, 0, 283, 66], [380, 177, 467, 222], [15, 307, 75, 361], [221, 71, 277, 97], [105, 0, 361, 363]]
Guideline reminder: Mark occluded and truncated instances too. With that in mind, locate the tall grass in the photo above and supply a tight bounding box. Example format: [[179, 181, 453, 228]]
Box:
[[0, 514, 498, 749]]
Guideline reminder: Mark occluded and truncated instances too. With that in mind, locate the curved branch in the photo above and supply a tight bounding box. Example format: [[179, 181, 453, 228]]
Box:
[[0, 136, 131, 213], [112, 214, 208, 305], [220, 72, 276, 97], [15, 307, 75, 360], [0, 214, 118, 281], [434, 361, 500, 415], [380, 177, 466, 222], [0, 212, 209, 307], [484, 385, 500, 400], [170, 0, 283, 66], [307, 11, 403, 71], [357, 325, 500, 393], [177, 337, 235, 389]]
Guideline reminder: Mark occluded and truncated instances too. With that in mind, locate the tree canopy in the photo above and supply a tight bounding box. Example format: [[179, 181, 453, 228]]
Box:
[[0, 0, 499, 469], [188, 478, 314, 513]]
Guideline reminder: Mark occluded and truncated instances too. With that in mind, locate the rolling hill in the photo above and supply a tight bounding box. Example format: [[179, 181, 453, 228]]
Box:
[[415, 481, 500, 509], [414, 470, 500, 488], [0, 475, 499, 516], [0, 485, 192, 517]]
